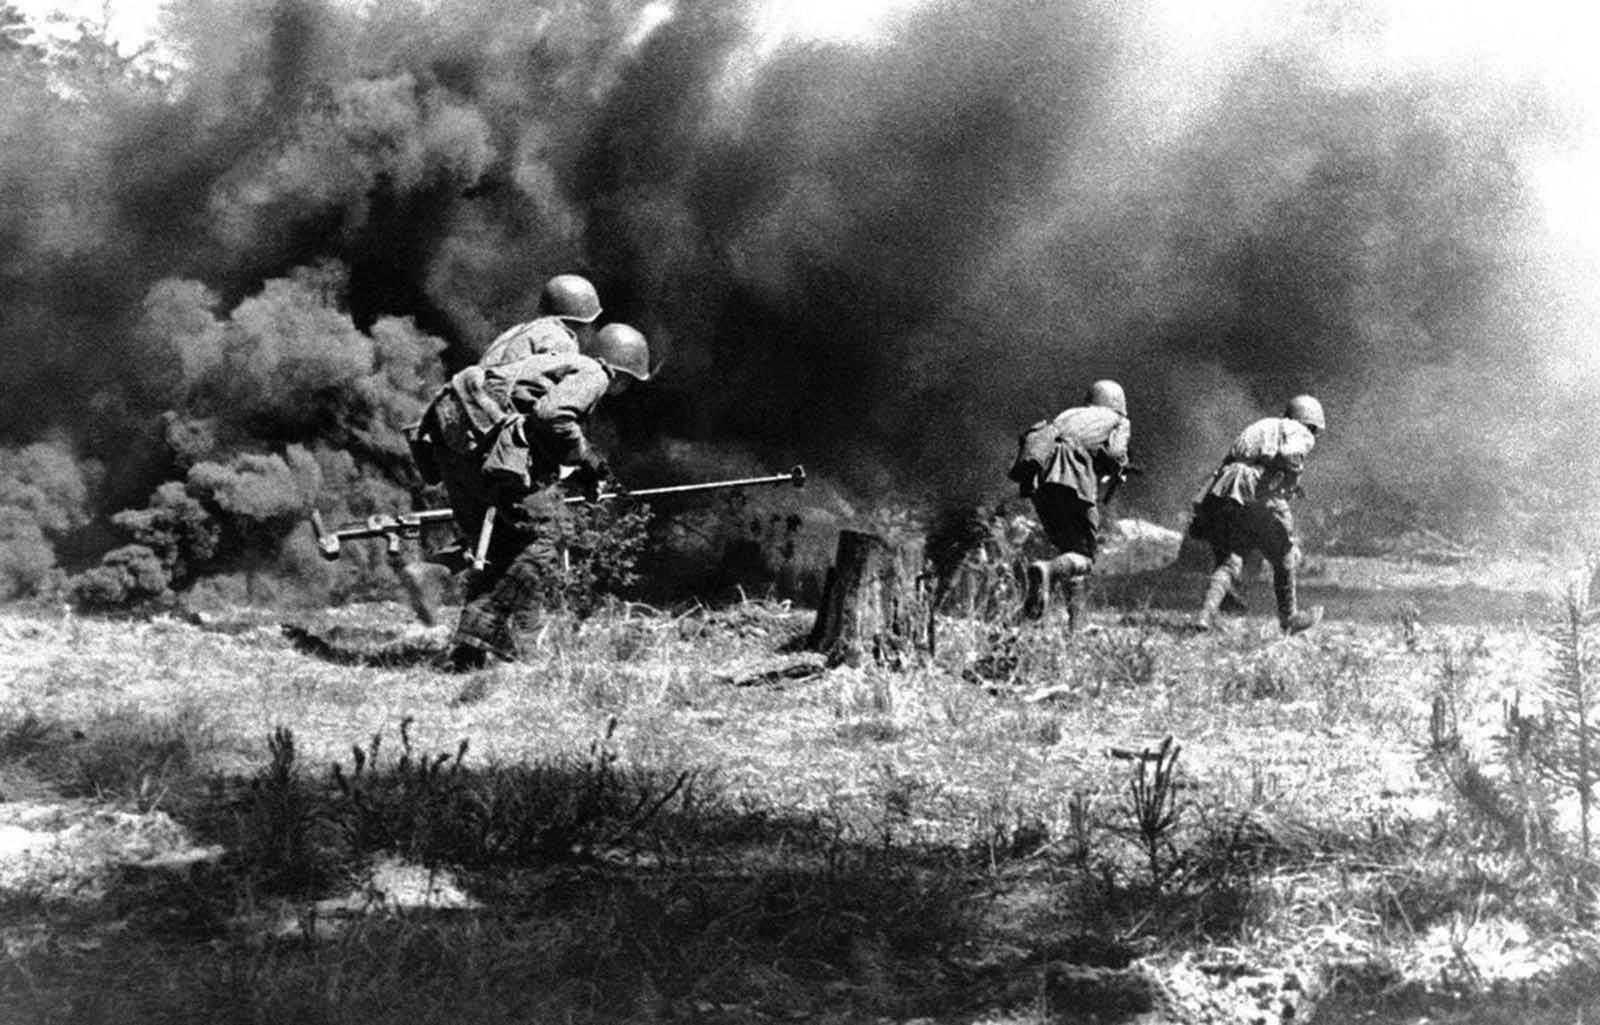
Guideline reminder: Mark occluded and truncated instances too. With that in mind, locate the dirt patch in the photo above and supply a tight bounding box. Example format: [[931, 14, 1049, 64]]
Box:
[[0, 800, 220, 905]]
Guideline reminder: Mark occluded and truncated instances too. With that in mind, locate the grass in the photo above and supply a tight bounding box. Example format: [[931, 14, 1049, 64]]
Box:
[[0, 555, 1597, 1023]]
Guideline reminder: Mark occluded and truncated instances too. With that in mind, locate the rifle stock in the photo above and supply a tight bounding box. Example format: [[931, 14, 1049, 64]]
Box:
[[310, 508, 456, 561]]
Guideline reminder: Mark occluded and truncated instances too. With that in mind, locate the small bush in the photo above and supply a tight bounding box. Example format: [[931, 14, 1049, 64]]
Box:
[[219, 717, 714, 890], [523, 502, 652, 618], [0, 711, 70, 765], [0, 704, 216, 808], [67, 703, 215, 808], [1083, 624, 1163, 691]]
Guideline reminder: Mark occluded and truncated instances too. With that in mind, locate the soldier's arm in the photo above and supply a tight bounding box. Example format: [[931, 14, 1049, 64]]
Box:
[[1266, 421, 1315, 474], [1106, 415, 1131, 466], [480, 323, 529, 367], [525, 361, 611, 466]]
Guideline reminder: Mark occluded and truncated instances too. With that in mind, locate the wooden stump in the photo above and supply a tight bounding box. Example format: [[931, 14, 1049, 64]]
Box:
[[808, 529, 928, 667]]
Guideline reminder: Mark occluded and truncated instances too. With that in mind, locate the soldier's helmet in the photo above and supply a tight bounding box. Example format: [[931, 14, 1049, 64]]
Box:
[[1284, 394, 1326, 434], [1084, 379, 1127, 416], [592, 323, 652, 381], [538, 274, 602, 324]]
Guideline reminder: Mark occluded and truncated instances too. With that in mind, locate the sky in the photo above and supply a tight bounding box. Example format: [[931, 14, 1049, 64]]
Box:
[[11, 0, 165, 51]]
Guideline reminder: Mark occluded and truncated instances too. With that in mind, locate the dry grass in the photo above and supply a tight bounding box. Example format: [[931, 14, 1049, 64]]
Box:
[[0, 557, 1596, 1024]]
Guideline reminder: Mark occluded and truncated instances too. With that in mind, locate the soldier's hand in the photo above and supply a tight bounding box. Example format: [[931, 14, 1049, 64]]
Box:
[[570, 457, 611, 502]]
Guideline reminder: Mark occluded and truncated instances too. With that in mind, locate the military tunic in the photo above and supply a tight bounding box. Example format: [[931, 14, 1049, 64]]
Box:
[[415, 351, 612, 660], [479, 316, 580, 366], [1190, 416, 1316, 569], [1030, 405, 1130, 560]]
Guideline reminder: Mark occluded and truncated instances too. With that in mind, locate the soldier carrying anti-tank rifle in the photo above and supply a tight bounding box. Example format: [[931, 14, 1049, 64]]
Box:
[[1008, 379, 1133, 633], [407, 321, 652, 671], [1187, 394, 1326, 635]]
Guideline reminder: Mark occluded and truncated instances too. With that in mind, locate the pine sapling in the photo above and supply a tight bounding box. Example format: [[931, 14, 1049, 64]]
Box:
[[1531, 579, 1600, 863], [1112, 736, 1186, 892]]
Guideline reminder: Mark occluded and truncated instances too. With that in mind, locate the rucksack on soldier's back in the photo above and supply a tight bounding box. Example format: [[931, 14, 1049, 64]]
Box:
[[1008, 419, 1061, 497]]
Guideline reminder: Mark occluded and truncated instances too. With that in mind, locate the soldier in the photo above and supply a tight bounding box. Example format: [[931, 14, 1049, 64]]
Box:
[[412, 321, 651, 671], [1189, 394, 1326, 635], [479, 273, 603, 366], [1010, 379, 1132, 632]]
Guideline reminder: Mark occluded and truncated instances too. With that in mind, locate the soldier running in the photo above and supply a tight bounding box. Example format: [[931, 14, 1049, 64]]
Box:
[[1188, 394, 1326, 635], [1010, 379, 1132, 633], [410, 322, 651, 671], [479, 274, 603, 366]]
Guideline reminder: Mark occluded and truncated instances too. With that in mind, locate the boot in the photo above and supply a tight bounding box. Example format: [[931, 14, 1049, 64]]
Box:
[[1195, 566, 1235, 631], [1023, 561, 1050, 620], [437, 642, 490, 673], [1274, 565, 1323, 635], [1281, 608, 1324, 635], [1065, 574, 1089, 634]]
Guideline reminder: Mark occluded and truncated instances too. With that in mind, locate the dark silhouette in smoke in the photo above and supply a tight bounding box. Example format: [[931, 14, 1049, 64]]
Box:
[[0, 0, 1594, 603]]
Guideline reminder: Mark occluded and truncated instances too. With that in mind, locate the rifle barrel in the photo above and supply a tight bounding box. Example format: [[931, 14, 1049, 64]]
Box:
[[567, 465, 807, 503]]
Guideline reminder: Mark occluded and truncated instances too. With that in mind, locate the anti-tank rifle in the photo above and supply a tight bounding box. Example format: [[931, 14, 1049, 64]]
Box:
[[309, 464, 808, 568]]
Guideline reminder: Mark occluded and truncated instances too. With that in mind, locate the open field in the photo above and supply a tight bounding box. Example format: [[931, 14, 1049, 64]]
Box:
[[0, 553, 1597, 1024]]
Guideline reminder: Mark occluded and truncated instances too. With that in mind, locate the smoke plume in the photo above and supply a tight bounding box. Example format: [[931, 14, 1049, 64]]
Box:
[[0, 0, 1595, 601]]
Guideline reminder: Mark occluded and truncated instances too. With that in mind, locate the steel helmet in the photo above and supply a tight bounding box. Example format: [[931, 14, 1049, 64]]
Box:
[[1284, 394, 1326, 433], [592, 323, 651, 381], [1084, 379, 1127, 416], [537, 274, 602, 324]]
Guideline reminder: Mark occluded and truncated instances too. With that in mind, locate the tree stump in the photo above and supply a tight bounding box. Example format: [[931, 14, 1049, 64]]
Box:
[[808, 529, 928, 667]]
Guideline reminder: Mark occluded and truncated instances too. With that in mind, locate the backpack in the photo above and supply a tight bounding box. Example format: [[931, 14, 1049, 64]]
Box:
[[1008, 419, 1060, 497]]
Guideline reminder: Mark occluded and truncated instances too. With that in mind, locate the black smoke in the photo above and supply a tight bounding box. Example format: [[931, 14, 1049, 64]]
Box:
[[0, 0, 1594, 601]]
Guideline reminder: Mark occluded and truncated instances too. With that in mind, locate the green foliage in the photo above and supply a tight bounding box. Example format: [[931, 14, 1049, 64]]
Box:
[[1530, 583, 1600, 861], [927, 502, 1034, 623], [0, 709, 68, 765], [220, 716, 709, 890], [67, 703, 213, 809], [1425, 582, 1600, 920], [537, 501, 652, 618], [241, 725, 342, 893], [1083, 624, 1163, 691], [1111, 737, 1188, 892]]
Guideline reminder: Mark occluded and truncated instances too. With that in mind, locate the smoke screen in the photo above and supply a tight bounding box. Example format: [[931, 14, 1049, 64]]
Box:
[[0, 0, 1594, 599]]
